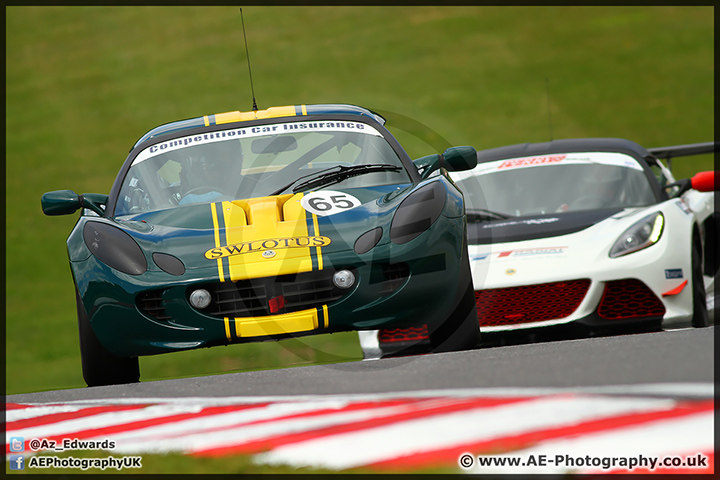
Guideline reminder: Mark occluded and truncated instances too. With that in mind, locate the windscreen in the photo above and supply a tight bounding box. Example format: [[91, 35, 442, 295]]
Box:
[[452, 152, 657, 218], [115, 120, 410, 216]]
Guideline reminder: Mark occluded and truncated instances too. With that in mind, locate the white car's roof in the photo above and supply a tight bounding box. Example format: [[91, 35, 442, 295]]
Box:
[[475, 138, 654, 166]]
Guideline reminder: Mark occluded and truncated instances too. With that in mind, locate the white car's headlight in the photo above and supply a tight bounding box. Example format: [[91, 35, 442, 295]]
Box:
[[609, 212, 664, 258]]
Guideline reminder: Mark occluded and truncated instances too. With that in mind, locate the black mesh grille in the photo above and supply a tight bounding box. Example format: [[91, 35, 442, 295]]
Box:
[[137, 290, 171, 321], [378, 263, 410, 294], [195, 269, 350, 318], [211, 281, 268, 317]]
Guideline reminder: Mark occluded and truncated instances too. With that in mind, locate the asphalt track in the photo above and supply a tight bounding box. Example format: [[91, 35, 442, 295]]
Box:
[[8, 326, 714, 403]]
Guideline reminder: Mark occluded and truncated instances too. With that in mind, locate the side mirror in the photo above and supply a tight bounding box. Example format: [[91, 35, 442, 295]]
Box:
[[413, 146, 478, 179], [41, 190, 107, 216], [665, 170, 717, 197], [443, 146, 478, 172], [690, 171, 717, 192]]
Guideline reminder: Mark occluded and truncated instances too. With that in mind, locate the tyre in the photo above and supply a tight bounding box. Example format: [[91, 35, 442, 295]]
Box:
[[375, 244, 481, 358], [429, 243, 481, 353], [429, 280, 481, 353], [691, 234, 709, 328], [76, 288, 140, 386], [375, 281, 480, 358]]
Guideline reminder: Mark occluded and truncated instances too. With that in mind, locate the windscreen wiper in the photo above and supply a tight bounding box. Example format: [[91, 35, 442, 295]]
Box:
[[465, 207, 513, 220], [270, 164, 402, 196]]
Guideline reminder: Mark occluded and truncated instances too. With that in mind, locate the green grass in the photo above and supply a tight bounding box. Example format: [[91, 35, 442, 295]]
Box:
[[5, 6, 714, 472], [6, 4, 714, 389], [6, 4, 714, 392]]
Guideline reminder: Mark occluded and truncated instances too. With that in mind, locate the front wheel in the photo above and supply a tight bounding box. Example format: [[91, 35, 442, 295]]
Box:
[[375, 241, 481, 358], [428, 239, 481, 353], [76, 288, 140, 387], [429, 281, 481, 353], [691, 236, 709, 328], [374, 281, 481, 358]]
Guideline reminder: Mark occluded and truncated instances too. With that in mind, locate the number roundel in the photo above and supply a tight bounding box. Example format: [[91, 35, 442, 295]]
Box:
[[300, 190, 362, 216]]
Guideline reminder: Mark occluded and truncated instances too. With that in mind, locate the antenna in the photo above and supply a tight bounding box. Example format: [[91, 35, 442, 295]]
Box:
[[545, 78, 553, 141], [240, 8, 258, 111]]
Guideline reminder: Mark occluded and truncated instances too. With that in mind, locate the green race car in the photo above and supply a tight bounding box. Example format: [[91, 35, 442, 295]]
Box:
[[42, 104, 480, 386]]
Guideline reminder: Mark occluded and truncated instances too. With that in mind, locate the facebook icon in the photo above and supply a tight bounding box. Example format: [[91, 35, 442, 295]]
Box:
[[9, 455, 25, 470]]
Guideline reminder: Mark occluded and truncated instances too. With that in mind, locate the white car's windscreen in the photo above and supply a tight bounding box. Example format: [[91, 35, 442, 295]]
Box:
[[115, 121, 409, 215], [453, 152, 657, 217]]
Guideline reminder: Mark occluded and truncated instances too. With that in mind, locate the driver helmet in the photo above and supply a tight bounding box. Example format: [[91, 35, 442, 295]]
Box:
[[574, 163, 626, 207], [180, 140, 244, 195]]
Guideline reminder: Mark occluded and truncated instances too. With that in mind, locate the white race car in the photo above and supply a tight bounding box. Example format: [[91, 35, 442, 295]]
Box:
[[360, 138, 715, 357], [447, 138, 716, 342]]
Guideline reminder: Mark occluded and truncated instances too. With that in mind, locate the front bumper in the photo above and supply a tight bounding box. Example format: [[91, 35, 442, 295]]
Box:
[[474, 276, 669, 333], [469, 235, 695, 332], [75, 215, 466, 357], [473, 272, 691, 333]]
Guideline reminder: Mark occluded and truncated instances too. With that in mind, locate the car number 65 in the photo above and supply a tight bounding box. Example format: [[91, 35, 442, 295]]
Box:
[[301, 190, 362, 216]]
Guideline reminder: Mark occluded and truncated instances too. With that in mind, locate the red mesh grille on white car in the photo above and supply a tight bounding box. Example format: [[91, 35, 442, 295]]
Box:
[[378, 325, 429, 343], [474, 279, 591, 327], [597, 279, 666, 319]]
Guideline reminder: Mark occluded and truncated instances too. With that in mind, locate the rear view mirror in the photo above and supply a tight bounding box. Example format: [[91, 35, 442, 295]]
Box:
[[251, 136, 298, 155]]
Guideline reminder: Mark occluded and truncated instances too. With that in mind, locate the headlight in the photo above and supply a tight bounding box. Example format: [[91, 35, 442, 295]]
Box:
[[83, 221, 147, 275], [153, 252, 186, 276], [390, 182, 445, 244], [609, 212, 664, 258], [354, 227, 383, 254]]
